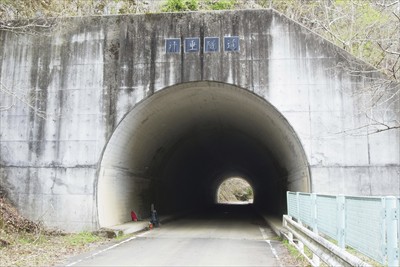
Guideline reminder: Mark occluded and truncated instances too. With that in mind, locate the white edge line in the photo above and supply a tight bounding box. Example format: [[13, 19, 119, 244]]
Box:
[[259, 227, 283, 267], [66, 231, 151, 266], [265, 239, 283, 267]]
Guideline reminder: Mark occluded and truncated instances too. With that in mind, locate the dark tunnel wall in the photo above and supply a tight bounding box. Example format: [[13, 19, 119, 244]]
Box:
[[97, 81, 310, 227]]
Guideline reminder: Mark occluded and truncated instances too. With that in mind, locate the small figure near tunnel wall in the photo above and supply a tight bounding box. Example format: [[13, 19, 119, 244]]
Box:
[[150, 204, 159, 227]]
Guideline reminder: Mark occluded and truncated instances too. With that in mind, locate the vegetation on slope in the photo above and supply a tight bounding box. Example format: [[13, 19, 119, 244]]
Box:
[[270, 0, 400, 81], [0, 194, 108, 266]]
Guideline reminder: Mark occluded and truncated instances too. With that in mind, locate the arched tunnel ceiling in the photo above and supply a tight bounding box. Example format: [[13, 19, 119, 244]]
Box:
[[103, 81, 309, 175], [98, 81, 310, 227]]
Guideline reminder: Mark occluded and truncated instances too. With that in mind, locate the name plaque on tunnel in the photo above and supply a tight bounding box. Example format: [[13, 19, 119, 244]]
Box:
[[165, 38, 181, 53], [184, 38, 200, 53], [224, 36, 240, 52], [204, 37, 220, 52], [165, 36, 240, 54]]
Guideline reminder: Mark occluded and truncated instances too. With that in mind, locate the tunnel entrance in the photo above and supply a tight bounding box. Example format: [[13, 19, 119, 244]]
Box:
[[97, 81, 310, 228], [217, 177, 254, 204]]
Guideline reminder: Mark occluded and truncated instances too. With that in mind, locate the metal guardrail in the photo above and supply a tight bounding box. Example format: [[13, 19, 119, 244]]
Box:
[[285, 192, 399, 266], [283, 215, 371, 267]]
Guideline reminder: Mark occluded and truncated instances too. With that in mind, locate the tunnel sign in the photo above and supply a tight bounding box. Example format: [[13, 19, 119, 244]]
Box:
[[165, 36, 240, 53], [204, 37, 220, 52], [165, 38, 181, 53], [224, 36, 240, 52], [184, 37, 200, 53]]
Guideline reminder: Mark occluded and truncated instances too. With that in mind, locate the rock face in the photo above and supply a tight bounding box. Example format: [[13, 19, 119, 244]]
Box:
[[0, 9, 398, 231]]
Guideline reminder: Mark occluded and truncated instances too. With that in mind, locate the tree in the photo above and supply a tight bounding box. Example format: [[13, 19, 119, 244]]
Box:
[[265, 0, 400, 134]]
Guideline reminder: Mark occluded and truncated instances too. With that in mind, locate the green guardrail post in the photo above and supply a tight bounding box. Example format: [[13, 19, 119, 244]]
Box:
[[296, 192, 300, 223], [311, 193, 318, 234], [385, 196, 399, 267], [337, 195, 345, 249]]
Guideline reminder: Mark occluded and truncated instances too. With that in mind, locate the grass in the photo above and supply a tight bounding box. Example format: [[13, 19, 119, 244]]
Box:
[[282, 238, 313, 266], [64, 231, 102, 246], [282, 234, 383, 267], [321, 234, 383, 267], [0, 230, 108, 266], [161, 0, 238, 12], [346, 246, 384, 267], [206, 0, 237, 10], [115, 233, 128, 241], [282, 239, 304, 258]]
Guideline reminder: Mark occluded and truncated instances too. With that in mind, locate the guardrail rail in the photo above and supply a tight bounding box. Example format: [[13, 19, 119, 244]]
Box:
[[284, 192, 399, 267]]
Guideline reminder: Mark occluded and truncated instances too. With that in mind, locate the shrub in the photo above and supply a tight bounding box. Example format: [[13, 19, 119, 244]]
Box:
[[207, 0, 237, 10], [162, 0, 199, 12]]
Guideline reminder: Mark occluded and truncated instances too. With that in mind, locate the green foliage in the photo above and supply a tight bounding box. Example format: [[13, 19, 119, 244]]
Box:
[[65, 232, 101, 246], [326, 0, 392, 67], [18, 236, 32, 244], [282, 238, 312, 264], [114, 233, 129, 240], [162, 0, 199, 12], [282, 239, 299, 256], [162, 0, 186, 12], [269, 0, 399, 79], [233, 185, 253, 201], [186, 0, 199, 11], [0, 0, 138, 20], [246, 187, 253, 198], [162, 0, 237, 12], [206, 0, 237, 10], [13, 233, 49, 245]]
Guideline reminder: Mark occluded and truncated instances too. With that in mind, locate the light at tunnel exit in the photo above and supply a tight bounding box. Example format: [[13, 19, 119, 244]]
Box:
[[217, 177, 254, 205]]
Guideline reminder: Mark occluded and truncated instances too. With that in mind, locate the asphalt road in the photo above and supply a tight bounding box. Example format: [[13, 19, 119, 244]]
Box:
[[66, 205, 286, 266]]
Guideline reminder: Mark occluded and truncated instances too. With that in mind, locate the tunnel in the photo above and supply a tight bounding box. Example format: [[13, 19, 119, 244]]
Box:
[[97, 81, 311, 228]]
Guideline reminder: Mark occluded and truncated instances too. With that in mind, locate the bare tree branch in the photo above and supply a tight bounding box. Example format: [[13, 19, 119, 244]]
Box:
[[0, 17, 57, 36], [393, 11, 400, 21], [377, 42, 400, 56], [0, 82, 47, 120], [376, 0, 399, 8]]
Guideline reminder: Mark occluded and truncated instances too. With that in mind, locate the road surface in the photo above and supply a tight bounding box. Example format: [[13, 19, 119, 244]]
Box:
[[66, 205, 287, 266]]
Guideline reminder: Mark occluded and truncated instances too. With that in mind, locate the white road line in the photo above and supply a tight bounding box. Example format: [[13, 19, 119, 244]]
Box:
[[66, 231, 151, 266], [265, 239, 283, 267], [259, 227, 283, 267]]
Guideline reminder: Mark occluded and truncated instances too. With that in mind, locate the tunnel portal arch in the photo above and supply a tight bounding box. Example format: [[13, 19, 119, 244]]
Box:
[[97, 81, 311, 228]]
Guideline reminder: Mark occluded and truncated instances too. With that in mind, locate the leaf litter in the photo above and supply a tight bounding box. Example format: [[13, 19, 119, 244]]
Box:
[[0, 195, 108, 266]]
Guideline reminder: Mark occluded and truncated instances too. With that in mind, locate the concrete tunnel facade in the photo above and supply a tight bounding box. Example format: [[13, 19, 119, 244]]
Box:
[[98, 82, 310, 227], [0, 10, 399, 231]]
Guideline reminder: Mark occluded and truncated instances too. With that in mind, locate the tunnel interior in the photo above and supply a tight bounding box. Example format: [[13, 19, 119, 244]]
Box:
[[97, 81, 310, 228]]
